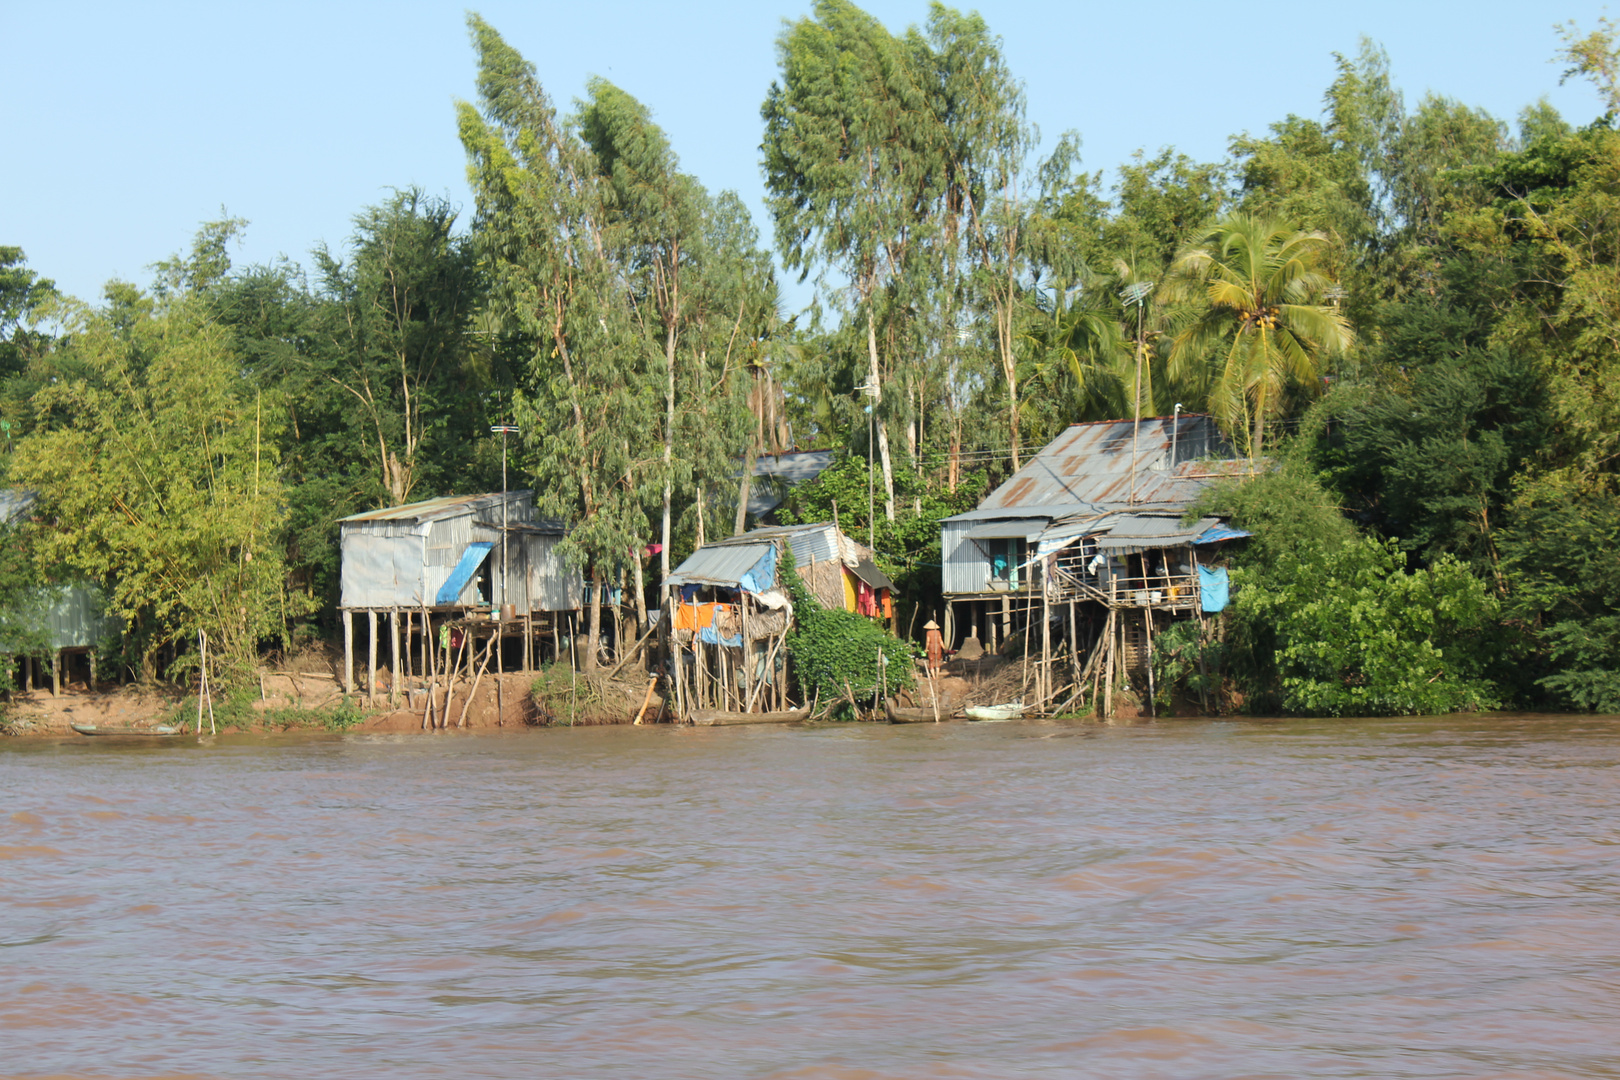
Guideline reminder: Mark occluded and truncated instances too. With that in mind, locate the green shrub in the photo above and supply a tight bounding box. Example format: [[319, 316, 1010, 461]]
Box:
[[1236, 536, 1502, 716], [780, 551, 914, 719]]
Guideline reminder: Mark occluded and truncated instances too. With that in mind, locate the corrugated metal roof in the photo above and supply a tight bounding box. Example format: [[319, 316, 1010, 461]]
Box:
[[1095, 515, 1221, 552], [964, 415, 1237, 516], [745, 450, 835, 516], [963, 519, 1049, 540], [667, 543, 775, 588], [1, 488, 38, 525], [338, 490, 534, 525]]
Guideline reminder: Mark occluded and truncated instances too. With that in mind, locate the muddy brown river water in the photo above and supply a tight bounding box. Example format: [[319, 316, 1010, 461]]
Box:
[[3, 715, 1619, 1079]]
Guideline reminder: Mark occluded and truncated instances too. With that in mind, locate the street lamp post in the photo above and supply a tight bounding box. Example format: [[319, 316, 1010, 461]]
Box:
[[490, 425, 521, 612]]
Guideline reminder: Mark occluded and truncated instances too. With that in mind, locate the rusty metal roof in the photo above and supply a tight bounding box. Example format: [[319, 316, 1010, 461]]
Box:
[[946, 415, 1240, 522], [338, 491, 534, 525]]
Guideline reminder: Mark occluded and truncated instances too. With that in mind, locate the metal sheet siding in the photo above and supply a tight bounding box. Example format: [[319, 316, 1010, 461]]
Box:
[[44, 585, 119, 649], [942, 519, 985, 596], [526, 533, 582, 612]]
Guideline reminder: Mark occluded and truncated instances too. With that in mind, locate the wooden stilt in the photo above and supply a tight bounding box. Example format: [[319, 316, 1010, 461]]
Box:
[[1041, 585, 1052, 711], [1143, 608, 1157, 717], [51, 650, 60, 697], [343, 609, 354, 695], [366, 609, 378, 707], [389, 608, 400, 707], [496, 615, 505, 724], [1103, 609, 1116, 719]]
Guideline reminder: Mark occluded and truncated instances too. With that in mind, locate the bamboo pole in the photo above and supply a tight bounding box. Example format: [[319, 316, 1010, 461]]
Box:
[[740, 596, 752, 711], [1143, 608, 1157, 718], [422, 611, 437, 730], [1041, 579, 1052, 711], [457, 633, 498, 728], [1103, 609, 1116, 719], [633, 676, 657, 725]]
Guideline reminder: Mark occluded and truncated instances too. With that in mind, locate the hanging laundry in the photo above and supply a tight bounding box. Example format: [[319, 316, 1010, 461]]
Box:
[[674, 602, 733, 632]]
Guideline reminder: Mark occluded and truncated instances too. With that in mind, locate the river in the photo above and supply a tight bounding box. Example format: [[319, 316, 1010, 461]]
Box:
[[3, 715, 1618, 1079]]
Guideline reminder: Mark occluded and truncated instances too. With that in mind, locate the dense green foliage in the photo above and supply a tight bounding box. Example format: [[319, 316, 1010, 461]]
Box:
[[781, 552, 914, 718], [1233, 538, 1502, 716], [5, 6, 1620, 717]]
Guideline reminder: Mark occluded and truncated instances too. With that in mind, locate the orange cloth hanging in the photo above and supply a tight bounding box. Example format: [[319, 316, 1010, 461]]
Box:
[[674, 602, 732, 632]]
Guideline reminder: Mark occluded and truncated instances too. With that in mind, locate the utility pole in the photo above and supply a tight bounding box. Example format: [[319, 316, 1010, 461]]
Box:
[[490, 424, 521, 610]]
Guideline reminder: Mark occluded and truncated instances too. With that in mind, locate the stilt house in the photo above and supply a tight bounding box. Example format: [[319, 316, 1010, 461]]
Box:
[[336, 491, 582, 695], [662, 522, 892, 719], [2, 489, 121, 694], [938, 415, 1249, 714]]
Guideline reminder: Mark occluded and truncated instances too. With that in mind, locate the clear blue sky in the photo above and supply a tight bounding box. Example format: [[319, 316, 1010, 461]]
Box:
[[3, 0, 1611, 311]]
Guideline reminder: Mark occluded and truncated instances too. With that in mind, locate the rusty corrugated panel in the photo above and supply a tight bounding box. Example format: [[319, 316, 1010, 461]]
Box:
[[976, 415, 1233, 514]]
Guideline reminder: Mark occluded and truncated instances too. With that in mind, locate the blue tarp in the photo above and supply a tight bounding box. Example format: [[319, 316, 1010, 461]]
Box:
[[436, 542, 492, 605], [737, 544, 777, 595], [1199, 565, 1230, 613], [1195, 524, 1252, 544], [698, 626, 744, 648]]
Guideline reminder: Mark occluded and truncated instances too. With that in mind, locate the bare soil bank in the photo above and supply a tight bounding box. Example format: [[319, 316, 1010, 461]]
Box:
[[2, 656, 1161, 738]]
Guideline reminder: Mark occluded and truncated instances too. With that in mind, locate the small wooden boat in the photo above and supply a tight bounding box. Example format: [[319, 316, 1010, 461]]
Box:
[[71, 723, 183, 737], [688, 707, 810, 727], [964, 701, 1025, 722], [885, 700, 945, 724]]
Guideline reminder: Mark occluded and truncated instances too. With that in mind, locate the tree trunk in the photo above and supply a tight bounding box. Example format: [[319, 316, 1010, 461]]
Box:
[[866, 311, 895, 521], [586, 570, 603, 673], [661, 322, 676, 591], [631, 547, 648, 635]]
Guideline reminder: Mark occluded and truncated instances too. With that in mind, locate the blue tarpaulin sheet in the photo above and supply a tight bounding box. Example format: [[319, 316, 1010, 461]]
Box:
[[1199, 565, 1230, 613], [436, 542, 492, 605], [737, 544, 777, 594], [1195, 524, 1252, 544]]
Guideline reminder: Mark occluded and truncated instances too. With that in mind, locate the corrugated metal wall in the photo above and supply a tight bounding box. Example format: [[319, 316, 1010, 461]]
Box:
[[341, 503, 580, 612], [785, 524, 838, 567], [525, 533, 582, 612], [942, 519, 987, 595], [340, 526, 428, 608], [44, 585, 119, 650]]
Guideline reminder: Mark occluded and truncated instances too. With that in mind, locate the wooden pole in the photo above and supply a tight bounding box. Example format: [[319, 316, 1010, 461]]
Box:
[[740, 596, 752, 711], [422, 612, 437, 729], [457, 633, 498, 728], [195, 634, 205, 735], [633, 676, 657, 725], [496, 614, 505, 724], [1143, 608, 1158, 718], [389, 609, 400, 707], [51, 650, 61, 697], [366, 610, 378, 707], [1041, 580, 1052, 711], [1103, 609, 1116, 719], [343, 609, 354, 694]]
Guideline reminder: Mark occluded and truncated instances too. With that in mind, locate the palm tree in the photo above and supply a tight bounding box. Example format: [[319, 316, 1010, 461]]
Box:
[[1164, 215, 1353, 460]]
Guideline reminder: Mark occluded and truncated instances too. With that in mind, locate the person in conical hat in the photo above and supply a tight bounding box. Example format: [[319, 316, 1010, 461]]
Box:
[[924, 619, 945, 672]]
